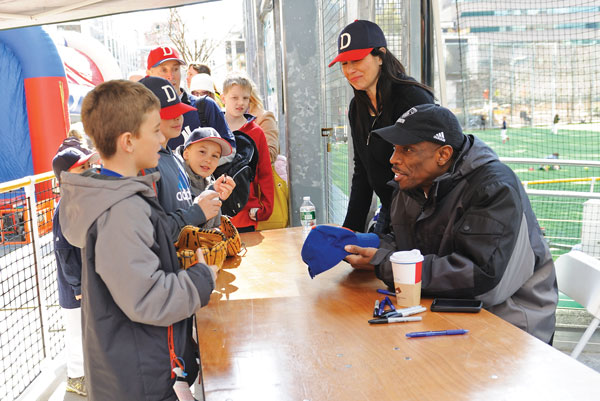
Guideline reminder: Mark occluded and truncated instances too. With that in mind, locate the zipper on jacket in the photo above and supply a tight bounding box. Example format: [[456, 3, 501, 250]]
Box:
[[367, 112, 381, 145]]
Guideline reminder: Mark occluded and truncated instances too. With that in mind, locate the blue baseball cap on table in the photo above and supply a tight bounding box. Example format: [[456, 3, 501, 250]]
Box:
[[301, 225, 380, 278]]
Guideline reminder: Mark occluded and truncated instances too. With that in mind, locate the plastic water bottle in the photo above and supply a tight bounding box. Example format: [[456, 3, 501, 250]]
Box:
[[300, 196, 316, 236]]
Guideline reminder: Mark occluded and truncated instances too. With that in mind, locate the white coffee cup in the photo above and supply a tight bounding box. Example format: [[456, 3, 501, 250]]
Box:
[[389, 249, 424, 307]]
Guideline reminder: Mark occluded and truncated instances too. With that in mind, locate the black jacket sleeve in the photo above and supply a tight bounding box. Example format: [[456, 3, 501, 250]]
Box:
[[343, 101, 374, 232]]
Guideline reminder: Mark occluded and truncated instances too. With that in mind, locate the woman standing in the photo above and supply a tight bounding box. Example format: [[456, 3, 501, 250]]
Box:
[[329, 20, 434, 234]]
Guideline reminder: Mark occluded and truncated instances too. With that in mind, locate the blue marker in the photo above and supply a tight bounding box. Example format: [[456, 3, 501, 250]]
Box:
[[406, 329, 469, 338], [377, 289, 396, 297]]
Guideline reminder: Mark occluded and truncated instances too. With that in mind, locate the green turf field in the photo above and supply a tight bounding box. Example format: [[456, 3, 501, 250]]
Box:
[[469, 125, 600, 256]]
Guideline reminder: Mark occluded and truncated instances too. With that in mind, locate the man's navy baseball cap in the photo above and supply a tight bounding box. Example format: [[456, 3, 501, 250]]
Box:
[[139, 76, 196, 120], [184, 127, 233, 156], [301, 225, 380, 279], [373, 104, 466, 150], [328, 20, 387, 67], [52, 147, 99, 181], [147, 46, 186, 69]]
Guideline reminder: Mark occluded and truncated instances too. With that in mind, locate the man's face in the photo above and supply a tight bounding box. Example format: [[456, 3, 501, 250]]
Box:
[[389, 141, 446, 192], [147, 60, 182, 92], [186, 67, 198, 89]]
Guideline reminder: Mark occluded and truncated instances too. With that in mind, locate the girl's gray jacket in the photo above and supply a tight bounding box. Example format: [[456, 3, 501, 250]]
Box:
[[371, 135, 558, 342], [59, 171, 215, 400]]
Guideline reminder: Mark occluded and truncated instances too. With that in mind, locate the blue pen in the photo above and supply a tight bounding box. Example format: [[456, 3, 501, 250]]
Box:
[[377, 289, 396, 297], [406, 329, 469, 338]]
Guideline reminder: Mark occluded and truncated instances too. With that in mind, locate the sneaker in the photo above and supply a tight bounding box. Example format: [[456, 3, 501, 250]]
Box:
[[66, 376, 87, 397]]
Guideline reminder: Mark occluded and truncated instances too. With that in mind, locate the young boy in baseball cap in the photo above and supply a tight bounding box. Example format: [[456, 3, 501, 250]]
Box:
[[139, 76, 234, 238], [51, 145, 99, 396], [179, 127, 235, 228], [146, 45, 236, 153]]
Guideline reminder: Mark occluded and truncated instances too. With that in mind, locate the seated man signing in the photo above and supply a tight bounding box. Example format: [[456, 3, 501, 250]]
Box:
[[345, 104, 558, 343]]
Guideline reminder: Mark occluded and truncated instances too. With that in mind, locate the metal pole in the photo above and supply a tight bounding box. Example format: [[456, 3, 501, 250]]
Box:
[[431, 0, 446, 106], [488, 43, 493, 125], [24, 180, 50, 360]]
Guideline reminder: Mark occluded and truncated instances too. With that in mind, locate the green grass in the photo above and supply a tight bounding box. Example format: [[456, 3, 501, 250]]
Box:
[[469, 125, 600, 256]]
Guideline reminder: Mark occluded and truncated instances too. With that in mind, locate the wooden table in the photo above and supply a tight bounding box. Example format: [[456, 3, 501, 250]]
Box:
[[196, 228, 600, 401]]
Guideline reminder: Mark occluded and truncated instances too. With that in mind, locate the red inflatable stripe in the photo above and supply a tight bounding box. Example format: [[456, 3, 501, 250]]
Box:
[[24, 76, 69, 175]]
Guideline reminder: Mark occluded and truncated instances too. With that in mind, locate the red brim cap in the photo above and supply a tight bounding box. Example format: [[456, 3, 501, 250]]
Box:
[[160, 102, 197, 120], [328, 47, 373, 67], [69, 152, 100, 170]]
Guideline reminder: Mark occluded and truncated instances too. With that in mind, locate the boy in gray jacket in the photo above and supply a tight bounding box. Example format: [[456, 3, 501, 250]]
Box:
[[59, 80, 218, 400]]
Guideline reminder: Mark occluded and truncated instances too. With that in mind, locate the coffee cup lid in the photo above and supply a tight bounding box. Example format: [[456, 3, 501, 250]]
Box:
[[389, 249, 424, 264]]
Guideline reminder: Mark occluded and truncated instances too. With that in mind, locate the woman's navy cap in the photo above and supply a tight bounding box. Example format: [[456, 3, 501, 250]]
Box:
[[328, 20, 387, 67], [301, 225, 380, 278], [373, 104, 466, 150]]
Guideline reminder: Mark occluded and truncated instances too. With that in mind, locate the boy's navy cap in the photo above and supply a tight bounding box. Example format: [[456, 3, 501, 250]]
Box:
[[139, 76, 196, 119], [184, 127, 233, 156], [373, 104, 465, 150], [328, 20, 387, 67], [52, 147, 99, 180], [301, 225, 380, 279], [147, 46, 186, 69]]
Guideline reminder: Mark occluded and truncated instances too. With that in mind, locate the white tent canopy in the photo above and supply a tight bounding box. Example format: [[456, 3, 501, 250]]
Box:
[[0, 0, 212, 30]]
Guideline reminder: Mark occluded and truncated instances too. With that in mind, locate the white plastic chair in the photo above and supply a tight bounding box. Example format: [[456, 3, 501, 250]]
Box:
[[555, 250, 600, 359]]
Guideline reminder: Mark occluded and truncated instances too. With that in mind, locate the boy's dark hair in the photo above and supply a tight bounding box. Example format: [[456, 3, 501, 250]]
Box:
[[190, 63, 211, 75], [81, 80, 160, 159]]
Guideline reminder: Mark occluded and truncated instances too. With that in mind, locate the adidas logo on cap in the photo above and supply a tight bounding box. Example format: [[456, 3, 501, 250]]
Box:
[[433, 132, 446, 142]]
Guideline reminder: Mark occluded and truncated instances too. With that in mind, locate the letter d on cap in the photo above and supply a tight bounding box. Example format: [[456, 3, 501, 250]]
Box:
[[339, 33, 351, 50], [161, 46, 173, 56], [161, 85, 177, 102]]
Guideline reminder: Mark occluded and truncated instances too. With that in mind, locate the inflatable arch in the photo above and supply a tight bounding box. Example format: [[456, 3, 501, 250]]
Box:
[[0, 26, 69, 183], [54, 30, 122, 114]]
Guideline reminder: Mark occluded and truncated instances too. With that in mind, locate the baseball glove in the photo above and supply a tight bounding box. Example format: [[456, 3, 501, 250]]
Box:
[[174, 226, 227, 270], [220, 215, 244, 257]]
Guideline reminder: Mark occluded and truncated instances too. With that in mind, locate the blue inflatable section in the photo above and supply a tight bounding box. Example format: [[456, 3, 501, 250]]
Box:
[[0, 27, 65, 79], [0, 41, 32, 183], [0, 26, 66, 183]]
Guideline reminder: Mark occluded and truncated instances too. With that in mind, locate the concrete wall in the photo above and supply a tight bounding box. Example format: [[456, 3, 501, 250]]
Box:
[[280, 0, 324, 226]]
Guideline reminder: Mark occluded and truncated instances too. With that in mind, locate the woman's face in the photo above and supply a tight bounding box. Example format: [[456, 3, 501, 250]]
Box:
[[341, 53, 382, 94]]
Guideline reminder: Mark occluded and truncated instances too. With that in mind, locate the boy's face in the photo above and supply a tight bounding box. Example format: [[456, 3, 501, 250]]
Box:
[[223, 84, 250, 118], [132, 109, 164, 170], [183, 141, 222, 178], [69, 161, 92, 174], [147, 60, 182, 92], [160, 114, 184, 142]]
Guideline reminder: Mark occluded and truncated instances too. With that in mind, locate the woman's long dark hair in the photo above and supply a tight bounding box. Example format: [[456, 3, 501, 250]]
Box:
[[352, 47, 434, 129]]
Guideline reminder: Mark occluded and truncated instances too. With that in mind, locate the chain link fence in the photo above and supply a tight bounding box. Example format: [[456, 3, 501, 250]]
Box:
[[1, 174, 62, 401]]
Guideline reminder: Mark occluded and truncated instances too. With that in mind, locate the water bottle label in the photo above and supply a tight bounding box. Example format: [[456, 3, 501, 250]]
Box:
[[301, 211, 316, 222]]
